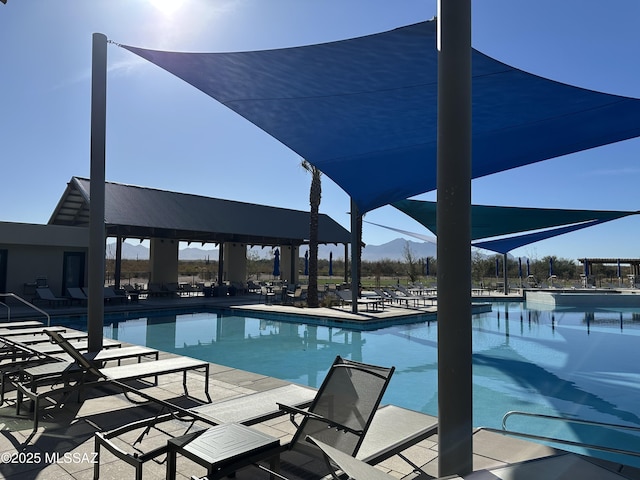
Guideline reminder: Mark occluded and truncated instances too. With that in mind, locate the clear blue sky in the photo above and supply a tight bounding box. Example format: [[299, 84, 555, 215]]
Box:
[[2, 0, 639, 261]]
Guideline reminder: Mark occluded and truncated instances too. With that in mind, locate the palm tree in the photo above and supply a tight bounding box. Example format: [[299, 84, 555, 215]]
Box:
[[301, 159, 321, 307]]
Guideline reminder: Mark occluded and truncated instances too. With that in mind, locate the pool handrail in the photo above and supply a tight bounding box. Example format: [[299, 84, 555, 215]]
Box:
[[502, 410, 640, 434], [0, 293, 51, 326], [478, 410, 640, 460]]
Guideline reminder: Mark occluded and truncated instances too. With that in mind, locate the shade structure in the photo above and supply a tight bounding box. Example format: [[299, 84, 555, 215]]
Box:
[[304, 250, 309, 276], [394, 200, 637, 242], [272, 248, 280, 277], [472, 219, 606, 254], [118, 20, 640, 214], [328, 251, 333, 277]]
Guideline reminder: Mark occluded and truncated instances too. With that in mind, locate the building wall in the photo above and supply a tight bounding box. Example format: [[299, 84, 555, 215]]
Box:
[[2, 245, 87, 297], [0, 222, 88, 298]]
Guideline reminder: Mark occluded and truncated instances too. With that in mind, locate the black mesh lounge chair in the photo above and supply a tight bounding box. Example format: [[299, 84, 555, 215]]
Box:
[[278, 356, 394, 461], [382, 287, 424, 308], [66, 286, 88, 304], [336, 290, 385, 311], [35, 287, 69, 306], [177, 356, 395, 480], [1, 341, 157, 404], [396, 285, 436, 305], [94, 383, 317, 480], [187, 358, 440, 480], [307, 436, 462, 480], [12, 330, 210, 431]]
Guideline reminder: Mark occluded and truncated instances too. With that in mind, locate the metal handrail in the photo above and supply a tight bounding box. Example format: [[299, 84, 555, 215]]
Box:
[[489, 410, 640, 460], [0, 293, 51, 326], [503, 410, 640, 435], [481, 426, 640, 460]]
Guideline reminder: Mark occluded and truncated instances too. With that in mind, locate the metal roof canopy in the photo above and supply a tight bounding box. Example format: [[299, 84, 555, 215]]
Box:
[[49, 177, 351, 247]]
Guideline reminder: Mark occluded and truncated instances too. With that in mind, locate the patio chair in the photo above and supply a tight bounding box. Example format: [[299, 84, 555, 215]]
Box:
[[277, 356, 394, 460], [93, 383, 317, 480], [260, 286, 276, 304], [307, 436, 462, 480], [104, 286, 128, 303], [176, 356, 397, 479], [336, 290, 384, 311], [1, 342, 158, 405], [285, 287, 306, 306], [67, 286, 88, 304], [35, 287, 69, 306], [0, 325, 67, 337], [186, 358, 440, 480], [12, 330, 211, 431], [382, 287, 424, 308], [396, 285, 436, 305]]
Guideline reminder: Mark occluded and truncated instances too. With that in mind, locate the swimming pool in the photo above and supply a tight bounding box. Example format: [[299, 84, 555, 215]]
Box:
[[56, 302, 640, 465]]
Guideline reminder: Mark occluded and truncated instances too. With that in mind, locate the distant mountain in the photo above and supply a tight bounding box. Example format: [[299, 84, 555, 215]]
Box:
[[105, 242, 151, 260], [107, 237, 438, 262], [362, 238, 437, 262]]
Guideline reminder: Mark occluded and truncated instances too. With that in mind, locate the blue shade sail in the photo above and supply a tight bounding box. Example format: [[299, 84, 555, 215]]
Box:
[[119, 20, 640, 213], [390, 199, 636, 254], [472, 219, 605, 254], [393, 200, 636, 241]]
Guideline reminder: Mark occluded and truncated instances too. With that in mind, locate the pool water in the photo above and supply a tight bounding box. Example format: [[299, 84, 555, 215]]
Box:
[[57, 302, 640, 465]]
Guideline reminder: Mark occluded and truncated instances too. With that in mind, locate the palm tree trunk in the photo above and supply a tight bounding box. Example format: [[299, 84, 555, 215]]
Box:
[[301, 159, 322, 308]]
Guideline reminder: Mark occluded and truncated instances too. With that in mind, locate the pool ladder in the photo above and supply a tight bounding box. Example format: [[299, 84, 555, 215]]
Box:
[[0, 293, 51, 326], [479, 410, 640, 461]]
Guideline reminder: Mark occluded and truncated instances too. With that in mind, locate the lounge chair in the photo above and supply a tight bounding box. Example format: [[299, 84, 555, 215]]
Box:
[[285, 287, 306, 306], [168, 356, 394, 480], [67, 286, 88, 304], [6, 328, 89, 345], [336, 290, 385, 311], [12, 330, 211, 431], [260, 286, 276, 304], [373, 288, 394, 305], [93, 383, 317, 480], [396, 285, 436, 305], [1, 343, 158, 405], [185, 357, 440, 480], [382, 287, 425, 308], [0, 325, 67, 337], [104, 286, 128, 303], [307, 436, 462, 480], [35, 287, 69, 306], [0, 320, 44, 329]]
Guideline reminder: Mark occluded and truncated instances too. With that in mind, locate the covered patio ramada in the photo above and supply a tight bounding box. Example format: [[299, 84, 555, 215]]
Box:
[[49, 176, 351, 290], [89, 14, 640, 477]]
